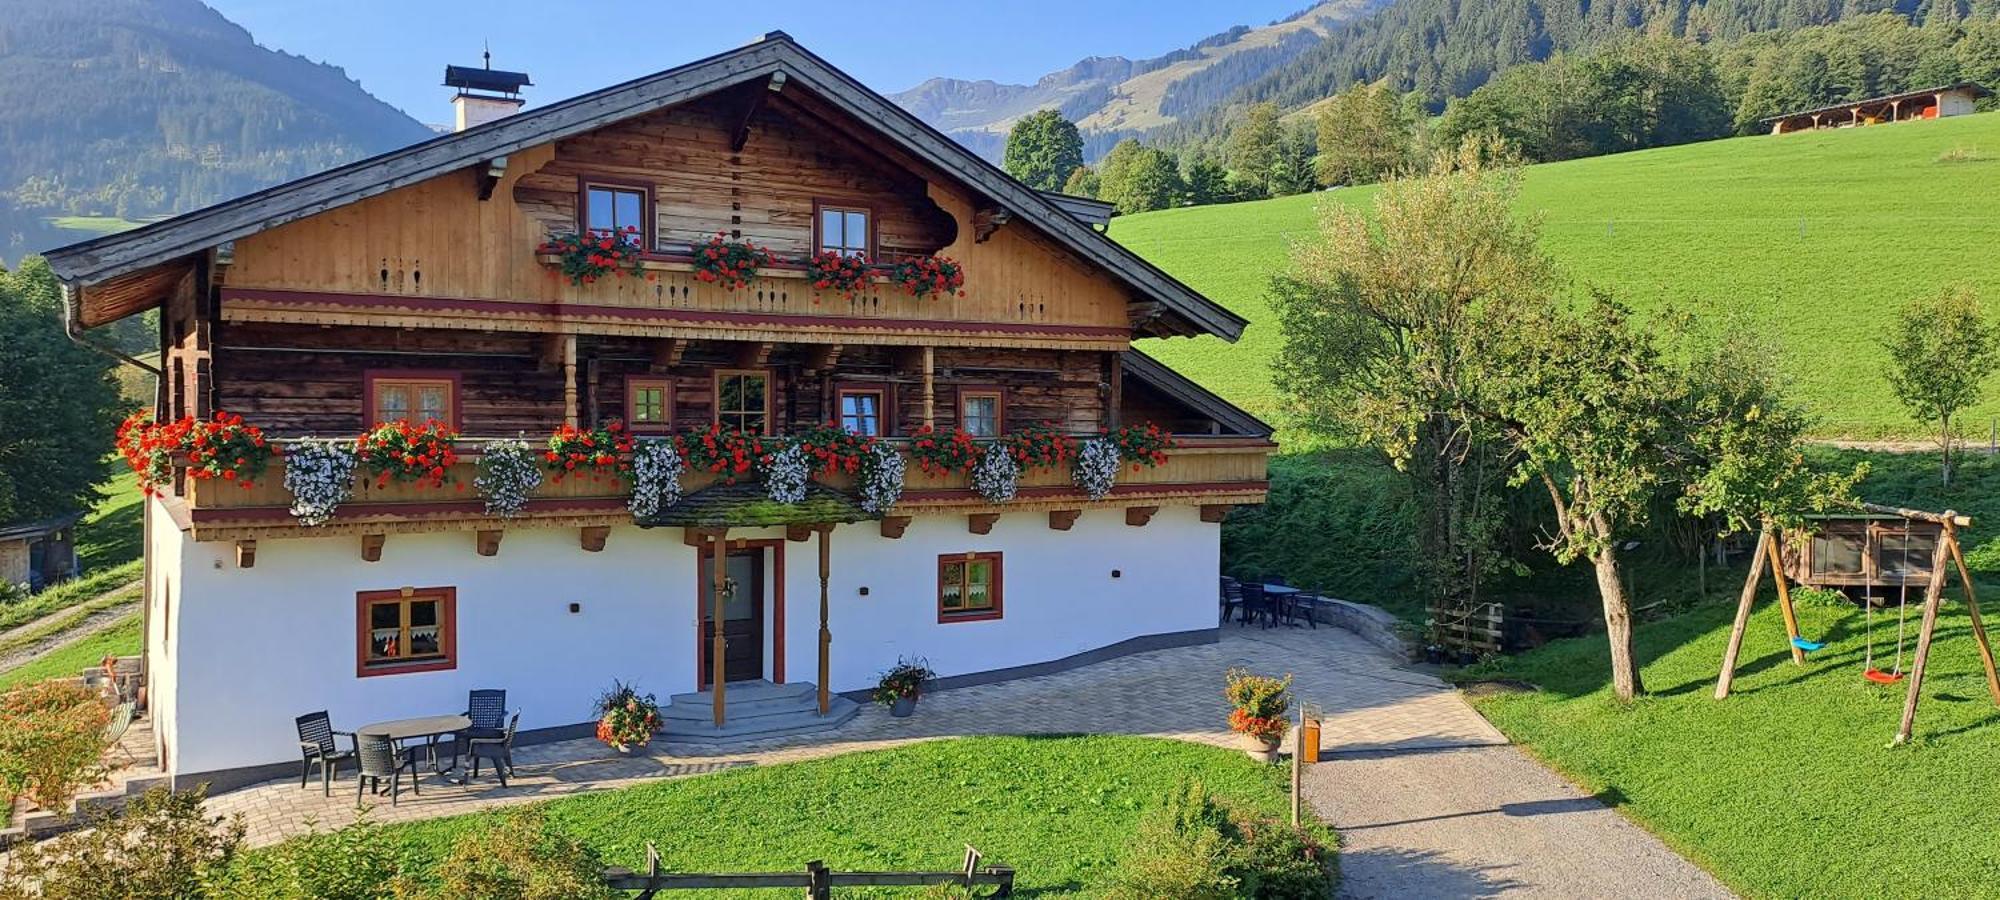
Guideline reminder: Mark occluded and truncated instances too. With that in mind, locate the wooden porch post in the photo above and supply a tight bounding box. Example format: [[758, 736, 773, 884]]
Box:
[[817, 523, 833, 715], [561, 334, 579, 427], [711, 527, 729, 727], [921, 346, 936, 429]]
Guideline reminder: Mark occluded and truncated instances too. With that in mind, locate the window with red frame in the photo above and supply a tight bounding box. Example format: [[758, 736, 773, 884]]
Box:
[[938, 552, 1002, 622], [837, 387, 886, 437], [357, 588, 456, 676]]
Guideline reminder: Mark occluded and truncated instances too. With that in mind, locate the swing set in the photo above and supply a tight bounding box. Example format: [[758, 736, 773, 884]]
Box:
[[1714, 503, 2000, 745]]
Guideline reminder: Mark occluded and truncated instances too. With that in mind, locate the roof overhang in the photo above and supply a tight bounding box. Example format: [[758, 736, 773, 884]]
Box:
[[44, 33, 1244, 342], [1122, 348, 1272, 437]]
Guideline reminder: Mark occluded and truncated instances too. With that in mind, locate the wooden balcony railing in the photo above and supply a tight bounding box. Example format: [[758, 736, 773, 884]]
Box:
[[180, 437, 1273, 538]]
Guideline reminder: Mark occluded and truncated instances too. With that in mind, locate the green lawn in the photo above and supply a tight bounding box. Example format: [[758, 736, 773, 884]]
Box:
[[0, 613, 139, 691], [264, 735, 1326, 898], [77, 467, 144, 574], [1112, 112, 2000, 439]]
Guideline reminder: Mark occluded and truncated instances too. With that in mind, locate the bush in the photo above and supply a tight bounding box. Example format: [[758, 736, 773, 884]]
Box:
[[218, 811, 401, 900], [0, 787, 245, 900], [416, 809, 615, 900], [1221, 450, 1421, 616], [0, 679, 110, 811], [1105, 780, 1333, 900]]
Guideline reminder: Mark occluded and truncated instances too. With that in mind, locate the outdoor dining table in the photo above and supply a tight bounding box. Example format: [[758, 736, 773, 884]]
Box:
[[356, 713, 472, 782], [1261, 584, 1306, 627]]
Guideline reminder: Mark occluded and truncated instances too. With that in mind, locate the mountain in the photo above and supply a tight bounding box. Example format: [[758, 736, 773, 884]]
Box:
[[0, 0, 434, 264], [889, 0, 1387, 160]]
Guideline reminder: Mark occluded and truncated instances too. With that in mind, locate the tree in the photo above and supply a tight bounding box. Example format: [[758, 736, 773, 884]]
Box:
[[1224, 101, 1285, 198], [1266, 123, 1319, 197], [0, 256, 126, 526], [1002, 110, 1085, 192], [1097, 140, 1185, 215], [1182, 154, 1232, 205], [1884, 286, 1998, 486], [1061, 165, 1101, 199], [1270, 137, 1547, 624], [1484, 298, 1856, 700], [1314, 80, 1415, 186]]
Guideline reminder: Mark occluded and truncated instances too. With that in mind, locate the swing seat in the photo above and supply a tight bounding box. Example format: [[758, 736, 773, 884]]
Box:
[[1864, 668, 1905, 685], [1791, 636, 1825, 652]]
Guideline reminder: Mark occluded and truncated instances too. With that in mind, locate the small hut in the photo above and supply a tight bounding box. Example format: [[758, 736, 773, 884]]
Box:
[[1780, 512, 1944, 592]]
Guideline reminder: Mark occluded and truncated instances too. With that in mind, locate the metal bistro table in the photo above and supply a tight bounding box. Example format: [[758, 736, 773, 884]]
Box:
[[1262, 584, 1305, 628], [356, 714, 473, 783]]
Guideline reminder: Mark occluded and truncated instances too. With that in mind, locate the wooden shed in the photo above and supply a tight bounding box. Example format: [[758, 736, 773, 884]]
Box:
[[1781, 513, 1946, 591]]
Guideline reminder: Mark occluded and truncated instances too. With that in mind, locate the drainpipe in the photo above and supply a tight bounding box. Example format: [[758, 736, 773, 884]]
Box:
[[60, 281, 161, 376]]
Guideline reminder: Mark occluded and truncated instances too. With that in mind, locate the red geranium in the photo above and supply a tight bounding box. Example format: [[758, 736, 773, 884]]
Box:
[[541, 227, 646, 286], [117, 410, 277, 495], [546, 420, 636, 484], [907, 424, 981, 476], [356, 420, 460, 489], [1110, 422, 1177, 471], [888, 255, 966, 300], [687, 232, 772, 291], [805, 250, 873, 301], [1004, 422, 1073, 473], [674, 424, 771, 486], [793, 423, 874, 476]]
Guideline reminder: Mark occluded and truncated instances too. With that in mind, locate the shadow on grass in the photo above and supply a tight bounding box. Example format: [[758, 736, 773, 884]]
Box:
[[1335, 846, 1527, 898], [77, 490, 143, 572]]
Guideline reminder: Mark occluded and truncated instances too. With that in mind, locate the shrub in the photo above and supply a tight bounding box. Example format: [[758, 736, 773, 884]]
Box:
[[0, 787, 244, 900], [416, 809, 615, 900], [0, 679, 111, 811], [218, 811, 400, 900], [1224, 668, 1293, 744], [1232, 813, 1334, 899], [1104, 780, 1333, 900]]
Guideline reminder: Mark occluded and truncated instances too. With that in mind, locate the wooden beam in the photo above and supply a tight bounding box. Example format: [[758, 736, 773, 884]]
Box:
[[967, 513, 1000, 535], [235, 539, 256, 568], [921, 347, 935, 429], [476, 530, 503, 557], [728, 75, 784, 153], [803, 344, 844, 374], [1124, 506, 1159, 527], [360, 533, 385, 562], [880, 516, 912, 540], [1106, 352, 1123, 430], [1715, 529, 1772, 700], [537, 333, 566, 371], [580, 525, 610, 552], [561, 335, 579, 427], [711, 528, 729, 726], [786, 523, 813, 542], [1765, 535, 1805, 666], [972, 206, 1012, 242], [475, 155, 508, 201], [1199, 504, 1232, 524], [683, 527, 720, 549], [734, 341, 774, 369], [1896, 534, 1955, 744], [650, 337, 687, 370], [1047, 509, 1080, 531]]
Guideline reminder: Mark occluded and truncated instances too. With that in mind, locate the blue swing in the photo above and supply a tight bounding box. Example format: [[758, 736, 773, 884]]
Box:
[[1791, 636, 1825, 652]]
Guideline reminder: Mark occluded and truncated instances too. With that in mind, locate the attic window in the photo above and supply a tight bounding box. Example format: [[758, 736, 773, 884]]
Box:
[[817, 204, 871, 257], [582, 181, 650, 248]]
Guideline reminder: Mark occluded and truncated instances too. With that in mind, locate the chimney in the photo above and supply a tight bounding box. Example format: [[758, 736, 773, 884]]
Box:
[[444, 49, 531, 132]]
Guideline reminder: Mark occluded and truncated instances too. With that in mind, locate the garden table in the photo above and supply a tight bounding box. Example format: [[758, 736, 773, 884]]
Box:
[[357, 713, 472, 782], [1262, 585, 1306, 628]]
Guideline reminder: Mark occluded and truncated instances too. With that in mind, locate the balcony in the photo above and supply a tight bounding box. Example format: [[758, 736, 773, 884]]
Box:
[[177, 437, 1274, 544]]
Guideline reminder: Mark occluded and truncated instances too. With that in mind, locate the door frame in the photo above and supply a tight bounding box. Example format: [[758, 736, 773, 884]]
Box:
[[694, 538, 786, 688]]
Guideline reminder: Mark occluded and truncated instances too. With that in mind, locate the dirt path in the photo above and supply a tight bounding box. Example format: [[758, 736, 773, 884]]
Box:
[[0, 598, 141, 674]]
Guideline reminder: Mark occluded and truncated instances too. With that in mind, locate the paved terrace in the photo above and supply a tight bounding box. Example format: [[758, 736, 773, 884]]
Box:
[[203, 623, 1732, 898]]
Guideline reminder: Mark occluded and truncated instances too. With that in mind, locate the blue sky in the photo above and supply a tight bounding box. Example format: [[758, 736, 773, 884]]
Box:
[[207, 0, 1315, 125]]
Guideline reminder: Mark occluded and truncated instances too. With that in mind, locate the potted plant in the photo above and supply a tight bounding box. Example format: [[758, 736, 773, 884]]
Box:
[[1224, 667, 1292, 763], [872, 657, 936, 717], [592, 680, 660, 755]]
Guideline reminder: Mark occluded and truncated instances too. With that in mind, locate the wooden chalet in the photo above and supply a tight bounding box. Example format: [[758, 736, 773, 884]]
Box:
[[45, 33, 1273, 788]]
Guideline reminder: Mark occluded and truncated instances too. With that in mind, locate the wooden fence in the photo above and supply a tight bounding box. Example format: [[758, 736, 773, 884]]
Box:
[[1430, 601, 1505, 655], [603, 844, 1015, 898]]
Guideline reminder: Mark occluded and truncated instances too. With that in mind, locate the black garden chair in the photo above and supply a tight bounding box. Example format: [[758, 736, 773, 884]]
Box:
[[295, 710, 355, 797], [466, 711, 520, 787], [1239, 582, 1274, 628], [355, 732, 422, 806], [1219, 577, 1244, 625]]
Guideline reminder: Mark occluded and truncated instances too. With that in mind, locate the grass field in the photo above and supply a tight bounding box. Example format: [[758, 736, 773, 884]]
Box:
[[246, 735, 1329, 898], [1112, 112, 2000, 439], [0, 614, 139, 692]]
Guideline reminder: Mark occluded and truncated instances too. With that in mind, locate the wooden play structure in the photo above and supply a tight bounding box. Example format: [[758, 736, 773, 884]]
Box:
[[1715, 502, 2000, 745]]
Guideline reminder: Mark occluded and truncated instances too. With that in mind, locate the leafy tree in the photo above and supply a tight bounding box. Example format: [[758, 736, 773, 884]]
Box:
[[1002, 110, 1086, 192], [1314, 80, 1415, 186], [0, 256, 127, 525], [1265, 123, 1319, 197], [1484, 298, 1857, 700], [1224, 101, 1286, 198], [1270, 137, 1544, 623], [1061, 165, 1101, 198], [1182, 154, 1233, 205], [1884, 286, 1998, 486], [1098, 140, 1185, 215]]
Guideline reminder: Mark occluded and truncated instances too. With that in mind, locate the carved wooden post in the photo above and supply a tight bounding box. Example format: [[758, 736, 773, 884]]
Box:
[[561, 334, 579, 427], [921, 346, 935, 429], [818, 524, 832, 716], [711, 527, 729, 727]]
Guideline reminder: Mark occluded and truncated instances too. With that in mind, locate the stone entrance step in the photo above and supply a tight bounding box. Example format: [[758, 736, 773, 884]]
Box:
[[658, 680, 859, 744]]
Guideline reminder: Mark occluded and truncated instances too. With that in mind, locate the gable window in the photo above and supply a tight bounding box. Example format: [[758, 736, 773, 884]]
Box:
[[715, 370, 771, 434], [357, 587, 457, 677], [369, 374, 456, 427], [938, 552, 1002, 622], [817, 204, 871, 257], [837, 387, 886, 437], [626, 377, 672, 433], [959, 389, 1003, 438], [582, 182, 649, 248]]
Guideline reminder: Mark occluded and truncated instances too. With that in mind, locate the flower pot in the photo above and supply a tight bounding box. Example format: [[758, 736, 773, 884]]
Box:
[[890, 695, 919, 717], [1237, 731, 1281, 763]]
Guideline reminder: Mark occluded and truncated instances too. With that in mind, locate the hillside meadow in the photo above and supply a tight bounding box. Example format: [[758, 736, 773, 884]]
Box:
[[1113, 111, 2000, 439]]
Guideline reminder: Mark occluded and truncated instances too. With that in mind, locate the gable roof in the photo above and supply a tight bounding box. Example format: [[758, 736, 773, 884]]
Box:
[[1121, 348, 1272, 437], [43, 32, 1245, 342]]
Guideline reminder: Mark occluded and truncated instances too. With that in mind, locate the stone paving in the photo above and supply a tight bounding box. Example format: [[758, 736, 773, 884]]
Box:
[[205, 619, 1732, 899]]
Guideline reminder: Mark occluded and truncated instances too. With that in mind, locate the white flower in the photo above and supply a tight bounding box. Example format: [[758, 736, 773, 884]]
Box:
[[283, 439, 358, 526], [763, 440, 810, 505], [970, 444, 1020, 504], [858, 440, 905, 514], [1073, 437, 1120, 501], [628, 439, 685, 518], [474, 439, 543, 518]]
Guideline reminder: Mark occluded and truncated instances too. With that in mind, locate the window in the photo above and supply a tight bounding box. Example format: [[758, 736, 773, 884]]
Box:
[[626, 377, 671, 432], [583, 182, 648, 247], [938, 552, 1002, 622], [356, 587, 457, 676], [369, 374, 456, 427], [817, 204, 870, 257], [959, 389, 1003, 438], [715, 370, 771, 434], [837, 387, 886, 437], [1878, 527, 1937, 582], [1810, 529, 1865, 578]]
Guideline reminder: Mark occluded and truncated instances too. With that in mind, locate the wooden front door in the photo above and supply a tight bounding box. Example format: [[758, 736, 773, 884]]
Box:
[[701, 548, 764, 686]]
